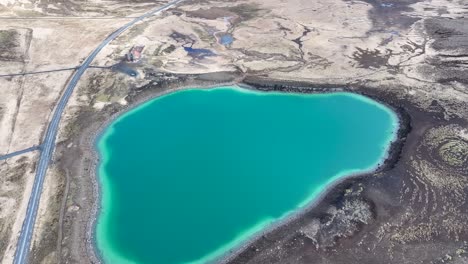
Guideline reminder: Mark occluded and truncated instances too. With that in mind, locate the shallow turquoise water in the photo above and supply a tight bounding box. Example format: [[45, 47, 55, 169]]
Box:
[[96, 86, 398, 264]]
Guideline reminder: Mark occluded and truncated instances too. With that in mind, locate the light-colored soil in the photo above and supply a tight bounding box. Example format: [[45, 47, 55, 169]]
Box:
[[0, 0, 467, 263], [0, 17, 133, 264], [0, 153, 37, 264], [0, 0, 168, 17]]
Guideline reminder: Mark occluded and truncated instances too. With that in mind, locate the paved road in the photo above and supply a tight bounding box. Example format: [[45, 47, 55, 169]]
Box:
[[0, 146, 41, 161], [0, 65, 115, 78], [13, 1, 184, 263], [0, 67, 79, 78]]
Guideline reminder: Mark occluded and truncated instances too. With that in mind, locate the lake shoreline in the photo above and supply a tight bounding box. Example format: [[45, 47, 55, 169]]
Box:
[[77, 79, 410, 264], [82, 82, 240, 264], [214, 84, 410, 264]]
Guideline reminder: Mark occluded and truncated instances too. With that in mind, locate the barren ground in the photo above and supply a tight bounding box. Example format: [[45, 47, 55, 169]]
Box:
[[0, 0, 467, 263]]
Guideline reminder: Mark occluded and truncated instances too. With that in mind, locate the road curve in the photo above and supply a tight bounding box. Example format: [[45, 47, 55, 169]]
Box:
[[13, 1, 184, 263]]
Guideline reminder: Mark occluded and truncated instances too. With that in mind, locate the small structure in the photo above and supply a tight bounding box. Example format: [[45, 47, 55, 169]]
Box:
[[126, 45, 145, 62]]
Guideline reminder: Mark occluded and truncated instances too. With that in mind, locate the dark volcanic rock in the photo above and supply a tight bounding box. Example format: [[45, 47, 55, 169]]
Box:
[[425, 18, 468, 53], [418, 18, 468, 84], [344, 0, 423, 29]]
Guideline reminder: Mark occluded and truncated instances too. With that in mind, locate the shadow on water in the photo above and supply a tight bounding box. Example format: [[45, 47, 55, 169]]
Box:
[[183, 44, 216, 59], [219, 34, 234, 46], [112, 62, 138, 77]]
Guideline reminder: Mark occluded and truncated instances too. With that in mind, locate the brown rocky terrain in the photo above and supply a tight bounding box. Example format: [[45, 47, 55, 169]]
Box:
[[0, 0, 467, 263]]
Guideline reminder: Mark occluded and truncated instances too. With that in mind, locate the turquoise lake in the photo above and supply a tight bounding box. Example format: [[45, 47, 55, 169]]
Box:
[[96, 86, 398, 264]]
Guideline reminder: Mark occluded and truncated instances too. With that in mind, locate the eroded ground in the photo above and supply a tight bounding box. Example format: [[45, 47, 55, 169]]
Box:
[[0, 0, 467, 263]]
